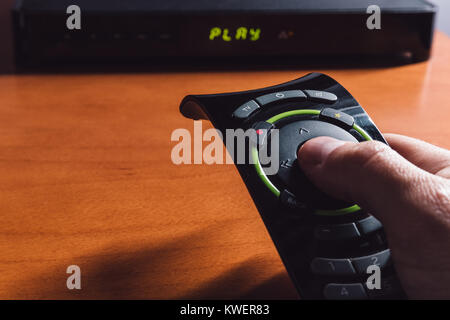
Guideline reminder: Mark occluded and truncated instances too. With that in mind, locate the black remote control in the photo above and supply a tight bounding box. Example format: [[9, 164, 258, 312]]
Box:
[[179, 73, 405, 300]]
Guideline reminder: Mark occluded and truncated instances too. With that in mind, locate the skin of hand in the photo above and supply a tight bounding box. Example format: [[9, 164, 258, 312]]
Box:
[[297, 133, 450, 299]]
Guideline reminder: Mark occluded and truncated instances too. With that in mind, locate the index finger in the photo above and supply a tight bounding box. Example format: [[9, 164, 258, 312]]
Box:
[[384, 133, 450, 178]]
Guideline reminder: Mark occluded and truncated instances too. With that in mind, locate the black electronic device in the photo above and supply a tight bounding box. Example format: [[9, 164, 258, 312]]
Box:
[[179, 73, 406, 299], [13, 0, 436, 68]]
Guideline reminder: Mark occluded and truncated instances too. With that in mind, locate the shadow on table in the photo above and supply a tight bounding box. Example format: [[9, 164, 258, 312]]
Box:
[[180, 262, 298, 300], [5, 223, 298, 299]]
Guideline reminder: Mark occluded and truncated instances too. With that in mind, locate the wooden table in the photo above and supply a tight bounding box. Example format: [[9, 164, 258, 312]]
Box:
[[0, 33, 449, 300]]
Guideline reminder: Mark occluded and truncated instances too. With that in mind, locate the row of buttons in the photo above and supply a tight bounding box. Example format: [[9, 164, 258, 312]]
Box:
[[310, 249, 391, 276], [232, 90, 338, 119], [314, 215, 383, 241], [323, 276, 403, 300]]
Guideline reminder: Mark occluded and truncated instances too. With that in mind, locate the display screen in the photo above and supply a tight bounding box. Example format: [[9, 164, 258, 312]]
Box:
[[208, 27, 261, 42], [183, 16, 303, 56]]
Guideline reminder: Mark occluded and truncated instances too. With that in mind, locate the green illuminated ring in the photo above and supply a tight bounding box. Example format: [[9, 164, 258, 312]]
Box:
[[252, 109, 373, 216]]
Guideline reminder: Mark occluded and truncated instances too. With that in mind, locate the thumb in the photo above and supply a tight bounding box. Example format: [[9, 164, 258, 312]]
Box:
[[298, 136, 450, 300], [297, 136, 441, 223]]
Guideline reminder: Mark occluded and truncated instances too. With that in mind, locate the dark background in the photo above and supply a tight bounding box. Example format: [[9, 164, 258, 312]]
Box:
[[0, 0, 448, 74], [0, 0, 14, 73]]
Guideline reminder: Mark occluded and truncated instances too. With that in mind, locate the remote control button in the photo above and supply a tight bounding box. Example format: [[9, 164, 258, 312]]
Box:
[[232, 100, 260, 119], [357, 216, 383, 235], [351, 249, 391, 274], [279, 189, 307, 211], [314, 223, 360, 241], [366, 276, 404, 299], [305, 90, 338, 103], [255, 90, 306, 106], [276, 119, 358, 210], [319, 108, 354, 130], [311, 258, 356, 276], [249, 121, 275, 146], [323, 283, 368, 300]]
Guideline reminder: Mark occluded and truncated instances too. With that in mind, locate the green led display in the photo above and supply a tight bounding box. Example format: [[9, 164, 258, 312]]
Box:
[[209, 27, 261, 41]]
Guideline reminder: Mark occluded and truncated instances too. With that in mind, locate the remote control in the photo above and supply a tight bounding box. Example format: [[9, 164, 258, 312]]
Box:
[[179, 73, 405, 299]]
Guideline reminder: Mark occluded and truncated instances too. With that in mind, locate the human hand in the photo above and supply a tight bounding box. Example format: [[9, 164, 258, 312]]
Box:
[[297, 133, 450, 299]]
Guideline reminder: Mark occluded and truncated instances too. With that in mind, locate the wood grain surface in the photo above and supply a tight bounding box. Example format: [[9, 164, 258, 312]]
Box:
[[0, 33, 449, 300]]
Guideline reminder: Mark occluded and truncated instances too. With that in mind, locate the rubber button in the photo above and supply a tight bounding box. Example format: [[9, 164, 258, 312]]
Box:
[[305, 90, 338, 103], [249, 121, 275, 146], [311, 258, 356, 276], [232, 100, 260, 119], [255, 90, 306, 106], [324, 283, 368, 300], [314, 223, 360, 241], [319, 108, 354, 130], [279, 189, 307, 211], [351, 249, 391, 274], [366, 276, 404, 299], [357, 216, 383, 235], [275, 119, 358, 210]]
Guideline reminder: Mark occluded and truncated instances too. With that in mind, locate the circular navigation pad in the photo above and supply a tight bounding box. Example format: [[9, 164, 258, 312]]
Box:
[[252, 109, 373, 215], [274, 119, 358, 210]]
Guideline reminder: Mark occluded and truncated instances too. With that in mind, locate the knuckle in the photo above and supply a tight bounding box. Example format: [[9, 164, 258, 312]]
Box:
[[408, 176, 450, 239], [426, 178, 450, 221], [332, 140, 393, 170]]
